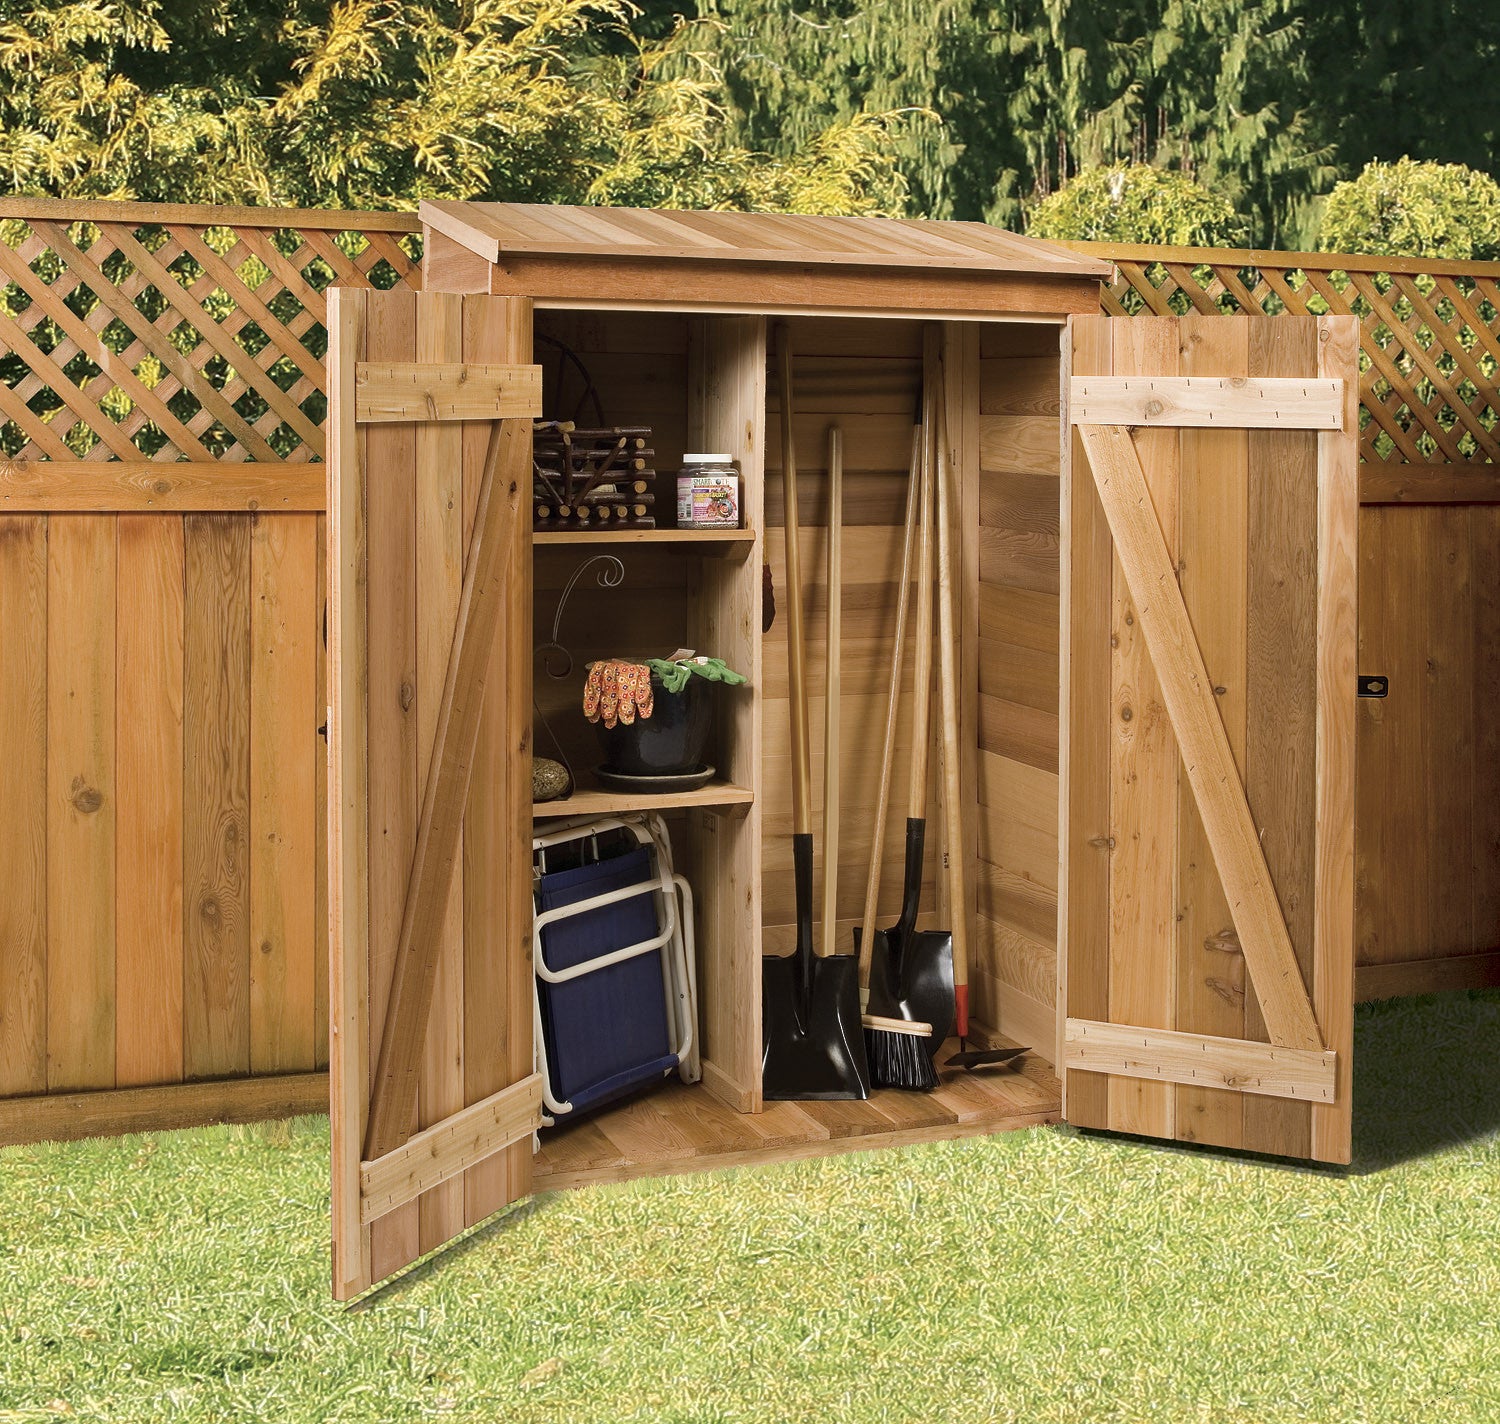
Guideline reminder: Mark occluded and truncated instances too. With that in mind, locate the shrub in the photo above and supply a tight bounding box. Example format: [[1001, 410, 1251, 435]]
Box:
[[1025, 164, 1248, 246], [1318, 158, 1500, 261]]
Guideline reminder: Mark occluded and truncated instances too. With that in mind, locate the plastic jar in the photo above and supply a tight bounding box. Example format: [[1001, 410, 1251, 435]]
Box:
[[676, 454, 740, 529]]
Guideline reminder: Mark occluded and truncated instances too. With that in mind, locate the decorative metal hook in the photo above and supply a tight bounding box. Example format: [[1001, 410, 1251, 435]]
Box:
[[534, 554, 626, 680], [531, 553, 627, 799]]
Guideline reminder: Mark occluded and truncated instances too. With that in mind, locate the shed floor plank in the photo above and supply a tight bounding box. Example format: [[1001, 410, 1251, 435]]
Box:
[[533, 1032, 1060, 1191]]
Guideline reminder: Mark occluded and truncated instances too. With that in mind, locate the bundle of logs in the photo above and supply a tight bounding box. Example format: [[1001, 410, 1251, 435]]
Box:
[[532, 420, 657, 530]]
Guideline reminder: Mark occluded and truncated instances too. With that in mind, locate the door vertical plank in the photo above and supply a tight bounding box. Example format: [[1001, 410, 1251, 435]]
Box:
[[315, 515, 329, 1070], [0, 516, 48, 1097], [116, 515, 185, 1087], [46, 516, 116, 1091], [1105, 319, 1178, 1139], [329, 287, 372, 1300], [416, 292, 467, 1251], [1311, 315, 1358, 1165], [1059, 318, 1112, 1129], [1173, 320, 1249, 1150], [183, 514, 252, 1079], [249, 513, 319, 1073], [1472, 506, 1500, 950], [364, 287, 422, 1277], [462, 292, 534, 1226], [1243, 320, 1319, 1159]]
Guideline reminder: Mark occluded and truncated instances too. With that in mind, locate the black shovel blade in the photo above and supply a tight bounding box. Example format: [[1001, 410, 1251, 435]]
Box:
[[761, 952, 871, 1100], [859, 925, 955, 1059], [945, 1045, 1029, 1070]]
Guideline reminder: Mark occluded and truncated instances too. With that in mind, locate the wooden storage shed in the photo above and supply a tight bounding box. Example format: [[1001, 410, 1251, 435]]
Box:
[[328, 202, 1365, 1298]]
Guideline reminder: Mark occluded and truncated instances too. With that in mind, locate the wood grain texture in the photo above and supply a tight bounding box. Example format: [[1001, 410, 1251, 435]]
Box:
[[415, 292, 468, 1252], [0, 1071, 329, 1149], [249, 514, 319, 1074], [1104, 317, 1179, 1138], [1059, 317, 1112, 1124], [1174, 318, 1249, 1150], [0, 517, 48, 1096], [183, 514, 252, 1080], [1068, 375, 1343, 429], [46, 516, 116, 1091], [1242, 319, 1319, 1158], [362, 287, 421, 1278], [115, 515, 185, 1087]]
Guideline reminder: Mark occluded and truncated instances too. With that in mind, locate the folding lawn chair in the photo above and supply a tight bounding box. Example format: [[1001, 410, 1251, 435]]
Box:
[[531, 812, 700, 1124]]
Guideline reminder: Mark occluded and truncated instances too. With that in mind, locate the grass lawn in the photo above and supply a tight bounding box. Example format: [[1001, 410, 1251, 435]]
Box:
[[2, 990, 1498, 1424]]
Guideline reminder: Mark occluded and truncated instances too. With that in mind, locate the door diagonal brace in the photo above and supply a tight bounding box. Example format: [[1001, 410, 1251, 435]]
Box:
[[1077, 422, 1324, 1053]]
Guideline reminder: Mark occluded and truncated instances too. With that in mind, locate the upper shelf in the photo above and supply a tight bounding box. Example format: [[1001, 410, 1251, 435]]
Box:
[[533, 528, 756, 554]]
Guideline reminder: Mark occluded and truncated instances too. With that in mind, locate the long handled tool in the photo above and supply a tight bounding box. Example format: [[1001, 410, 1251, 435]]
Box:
[[932, 365, 1029, 1072], [762, 328, 870, 1101], [856, 377, 955, 1087], [855, 424, 943, 1091], [821, 426, 844, 963]]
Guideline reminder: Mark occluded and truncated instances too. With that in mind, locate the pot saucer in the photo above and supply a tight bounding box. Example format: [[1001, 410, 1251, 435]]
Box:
[[593, 763, 716, 794]]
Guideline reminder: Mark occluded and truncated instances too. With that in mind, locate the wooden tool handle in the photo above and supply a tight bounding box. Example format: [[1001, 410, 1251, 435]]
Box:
[[933, 370, 969, 1038], [906, 400, 936, 810], [777, 322, 812, 836], [858, 423, 923, 987], [821, 426, 843, 960]]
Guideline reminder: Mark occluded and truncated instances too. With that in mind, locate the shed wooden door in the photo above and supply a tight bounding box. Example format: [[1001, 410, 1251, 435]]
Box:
[[1060, 314, 1359, 1164], [327, 287, 542, 1299]]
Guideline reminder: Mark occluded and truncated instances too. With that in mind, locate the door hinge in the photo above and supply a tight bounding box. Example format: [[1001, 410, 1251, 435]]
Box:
[[1358, 674, 1388, 698]]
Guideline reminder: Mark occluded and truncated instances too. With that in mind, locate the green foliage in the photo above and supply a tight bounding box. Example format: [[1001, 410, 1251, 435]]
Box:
[[1318, 158, 1500, 261], [0, 0, 908, 214], [1026, 162, 1248, 246]]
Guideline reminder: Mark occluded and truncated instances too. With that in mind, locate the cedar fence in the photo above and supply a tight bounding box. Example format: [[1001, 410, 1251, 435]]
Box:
[[0, 200, 422, 1146], [0, 202, 1495, 1147]]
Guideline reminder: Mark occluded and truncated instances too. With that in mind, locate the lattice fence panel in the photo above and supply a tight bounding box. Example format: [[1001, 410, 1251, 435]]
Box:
[[0, 205, 423, 467], [1073, 245, 1500, 466]]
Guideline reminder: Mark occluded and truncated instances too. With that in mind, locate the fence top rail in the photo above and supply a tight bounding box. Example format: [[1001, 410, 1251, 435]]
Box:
[[0, 195, 422, 233], [1057, 238, 1500, 281]]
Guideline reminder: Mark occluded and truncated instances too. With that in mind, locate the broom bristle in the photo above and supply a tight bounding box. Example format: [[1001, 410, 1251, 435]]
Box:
[[866, 1027, 939, 1091]]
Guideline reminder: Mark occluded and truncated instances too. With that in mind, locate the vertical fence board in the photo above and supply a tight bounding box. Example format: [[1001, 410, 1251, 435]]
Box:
[[316, 515, 330, 1070], [0, 517, 48, 1097], [250, 513, 320, 1073], [183, 514, 252, 1079], [116, 515, 186, 1087], [46, 516, 117, 1091]]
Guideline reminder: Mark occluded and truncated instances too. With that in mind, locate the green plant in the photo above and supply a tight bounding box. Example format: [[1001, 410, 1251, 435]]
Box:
[[1318, 157, 1500, 261], [1025, 162, 1248, 246]]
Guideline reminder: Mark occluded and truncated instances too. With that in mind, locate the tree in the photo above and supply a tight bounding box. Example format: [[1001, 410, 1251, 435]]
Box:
[[1318, 158, 1500, 261], [0, 0, 910, 214], [1026, 163, 1247, 245]]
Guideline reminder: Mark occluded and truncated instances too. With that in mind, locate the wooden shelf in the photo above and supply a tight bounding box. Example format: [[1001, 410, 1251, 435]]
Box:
[[533, 777, 754, 819], [533, 528, 755, 554]]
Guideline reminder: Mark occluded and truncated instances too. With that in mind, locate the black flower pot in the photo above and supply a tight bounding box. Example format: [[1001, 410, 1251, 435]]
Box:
[[592, 672, 712, 776]]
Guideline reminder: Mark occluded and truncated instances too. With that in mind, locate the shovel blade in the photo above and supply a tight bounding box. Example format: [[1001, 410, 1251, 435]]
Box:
[[761, 953, 870, 1100], [859, 926, 955, 1058]]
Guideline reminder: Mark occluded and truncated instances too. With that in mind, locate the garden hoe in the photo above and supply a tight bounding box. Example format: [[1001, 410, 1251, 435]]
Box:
[[761, 325, 870, 1101], [855, 376, 954, 1087]]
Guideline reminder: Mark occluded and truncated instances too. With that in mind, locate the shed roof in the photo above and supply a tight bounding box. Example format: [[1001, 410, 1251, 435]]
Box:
[[419, 201, 1112, 318], [422, 201, 1112, 281]]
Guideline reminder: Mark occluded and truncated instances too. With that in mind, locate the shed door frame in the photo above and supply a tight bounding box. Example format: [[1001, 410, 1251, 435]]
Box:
[[328, 286, 542, 1300], [1059, 314, 1359, 1164]]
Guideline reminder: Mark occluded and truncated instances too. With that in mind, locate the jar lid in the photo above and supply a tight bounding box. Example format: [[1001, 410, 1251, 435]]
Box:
[[682, 453, 734, 464]]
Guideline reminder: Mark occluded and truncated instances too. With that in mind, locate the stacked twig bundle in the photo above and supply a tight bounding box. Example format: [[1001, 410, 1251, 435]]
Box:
[[532, 421, 657, 529]]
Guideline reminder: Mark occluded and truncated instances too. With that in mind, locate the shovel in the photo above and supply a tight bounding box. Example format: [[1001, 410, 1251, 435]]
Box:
[[762, 327, 870, 1101], [856, 379, 955, 1067]]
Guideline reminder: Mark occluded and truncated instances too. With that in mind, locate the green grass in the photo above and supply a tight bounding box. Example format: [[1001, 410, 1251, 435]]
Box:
[[2, 990, 1499, 1424]]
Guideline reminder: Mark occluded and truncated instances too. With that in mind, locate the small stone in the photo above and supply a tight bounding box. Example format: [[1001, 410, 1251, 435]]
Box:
[[532, 757, 570, 802]]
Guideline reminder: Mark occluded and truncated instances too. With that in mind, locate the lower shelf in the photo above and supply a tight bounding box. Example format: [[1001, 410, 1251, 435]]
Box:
[[533, 1036, 1061, 1191], [532, 777, 754, 819]]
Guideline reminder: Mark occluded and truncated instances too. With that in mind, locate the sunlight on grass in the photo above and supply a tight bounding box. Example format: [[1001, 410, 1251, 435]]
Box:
[[1, 991, 1497, 1423]]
